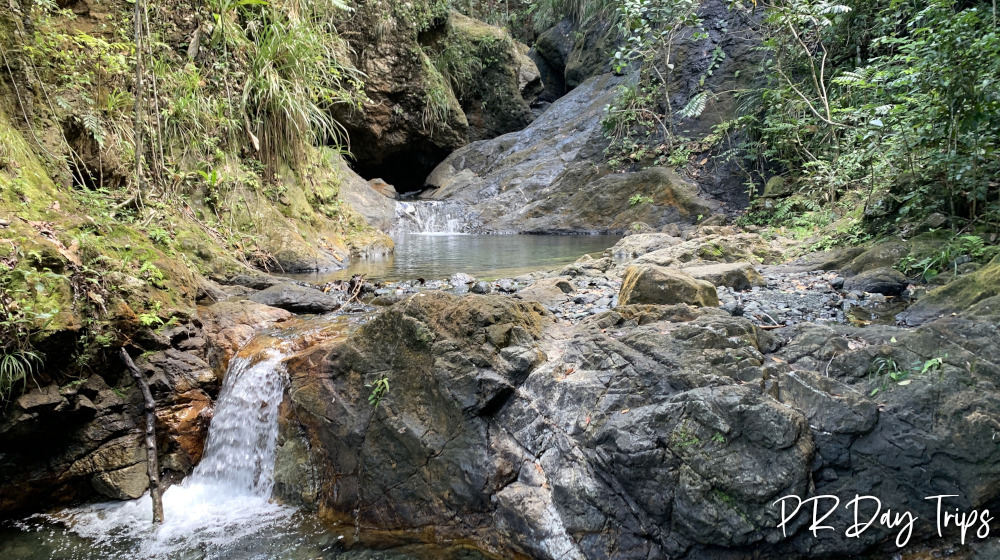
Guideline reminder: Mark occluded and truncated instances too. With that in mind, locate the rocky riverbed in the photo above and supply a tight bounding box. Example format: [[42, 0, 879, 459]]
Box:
[[261, 224, 1000, 558], [6, 222, 1000, 560]]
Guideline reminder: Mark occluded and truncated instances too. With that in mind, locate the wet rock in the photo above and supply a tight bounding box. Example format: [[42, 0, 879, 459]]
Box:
[[249, 283, 344, 314], [618, 265, 719, 307], [681, 262, 765, 291], [471, 281, 493, 294], [91, 463, 148, 500], [198, 300, 292, 373], [842, 267, 908, 295]]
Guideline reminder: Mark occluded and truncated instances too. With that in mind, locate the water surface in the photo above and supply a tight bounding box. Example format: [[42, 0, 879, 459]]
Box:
[[300, 234, 621, 283]]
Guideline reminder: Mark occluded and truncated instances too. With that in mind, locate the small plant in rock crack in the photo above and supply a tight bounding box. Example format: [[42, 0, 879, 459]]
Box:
[[869, 354, 948, 396], [367, 376, 390, 408], [869, 357, 909, 397], [629, 194, 654, 207]]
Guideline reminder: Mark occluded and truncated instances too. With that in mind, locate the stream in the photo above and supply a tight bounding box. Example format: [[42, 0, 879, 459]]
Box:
[[0, 225, 626, 560], [0, 329, 493, 560]]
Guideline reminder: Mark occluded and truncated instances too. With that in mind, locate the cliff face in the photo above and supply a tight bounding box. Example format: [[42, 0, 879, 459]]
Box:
[[333, 2, 541, 191]]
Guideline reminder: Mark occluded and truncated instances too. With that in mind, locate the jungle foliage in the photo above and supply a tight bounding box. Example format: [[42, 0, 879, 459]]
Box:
[[591, 0, 1000, 234], [739, 0, 1000, 230]]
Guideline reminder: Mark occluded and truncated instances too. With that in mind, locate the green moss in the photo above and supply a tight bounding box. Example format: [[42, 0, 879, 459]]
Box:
[[915, 256, 1000, 313]]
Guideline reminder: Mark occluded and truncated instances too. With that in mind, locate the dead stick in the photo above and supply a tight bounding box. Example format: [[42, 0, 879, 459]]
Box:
[[119, 347, 164, 523]]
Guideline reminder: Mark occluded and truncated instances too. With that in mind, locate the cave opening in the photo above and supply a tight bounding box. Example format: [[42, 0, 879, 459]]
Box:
[[348, 143, 453, 196]]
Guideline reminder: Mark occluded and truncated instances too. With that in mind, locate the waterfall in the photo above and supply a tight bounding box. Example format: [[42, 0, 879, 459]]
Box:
[[188, 352, 287, 497], [45, 346, 302, 559], [392, 200, 475, 234]]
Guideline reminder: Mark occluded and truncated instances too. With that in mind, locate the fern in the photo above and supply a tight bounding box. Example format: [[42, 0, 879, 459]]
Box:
[[81, 113, 106, 148], [679, 91, 710, 119]]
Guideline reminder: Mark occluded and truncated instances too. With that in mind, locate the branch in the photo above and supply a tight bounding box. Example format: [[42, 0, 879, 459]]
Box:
[[119, 347, 164, 523]]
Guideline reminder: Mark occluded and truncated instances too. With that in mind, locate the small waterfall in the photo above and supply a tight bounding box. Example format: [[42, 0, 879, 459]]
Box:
[[44, 345, 301, 559], [189, 352, 287, 497], [392, 200, 475, 234]]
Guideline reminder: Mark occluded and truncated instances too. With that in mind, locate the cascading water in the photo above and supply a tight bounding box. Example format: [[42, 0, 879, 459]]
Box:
[[391, 200, 476, 235], [22, 346, 308, 560], [188, 351, 286, 497]]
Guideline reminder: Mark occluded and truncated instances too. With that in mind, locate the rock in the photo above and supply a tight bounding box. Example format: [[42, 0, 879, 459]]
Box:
[[471, 281, 493, 294], [517, 277, 575, 306], [157, 396, 213, 473], [337, 155, 396, 232], [248, 283, 344, 314], [778, 370, 878, 435], [697, 213, 727, 227], [841, 240, 909, 276], [901, 256, 1000, 325], [760, 175, 792, 198], [367, 178, 397, 199], [660, 223, 682, 237], [842, 266, 908, 295], [610, 233, 683, 259], [15, 384, 68, 413], [91, 463, 148, 500], [634, 233, 783, 268], [333, 8, 536, 189], [680, 262, 766, 291], [277, 295, 816, 559], [514, 43, 543, 103], [421, 74, 721, 233], [623, 221, 656, 235], [450, 272, 476, 286], [618, 265, 719, 307], [198, 300, 292, 373]]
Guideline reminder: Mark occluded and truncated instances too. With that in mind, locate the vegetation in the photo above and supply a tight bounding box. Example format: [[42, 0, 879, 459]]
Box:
[[367, 376, 390, 408], [0, 0, 382, 401], [737, 0, 1000, 234], [600, 0, 710, 169]]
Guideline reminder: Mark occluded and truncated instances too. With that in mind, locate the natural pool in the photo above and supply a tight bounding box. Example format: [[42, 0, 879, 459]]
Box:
[[294, 233, 622, 283]]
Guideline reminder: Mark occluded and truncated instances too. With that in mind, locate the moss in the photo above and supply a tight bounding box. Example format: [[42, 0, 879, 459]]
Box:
[[913, 256, 1000, 315]]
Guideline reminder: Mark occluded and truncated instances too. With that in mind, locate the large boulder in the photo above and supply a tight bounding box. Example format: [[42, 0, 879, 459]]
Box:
[[517, 277, 576, 307], [276, 298, 818, 558], [248, 283, 345, 314], [618, 265, 719, 307], [842, 266, 908, 295], [681, 262, 766, 291], [610, 233, 684, 259], [268, 280, 1000, 559]]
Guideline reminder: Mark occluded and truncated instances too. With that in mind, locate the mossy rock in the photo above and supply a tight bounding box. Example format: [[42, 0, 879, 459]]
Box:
[[901, 256, 1000, 325]]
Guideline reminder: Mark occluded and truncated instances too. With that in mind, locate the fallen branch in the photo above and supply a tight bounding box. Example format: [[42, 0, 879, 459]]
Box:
[[119, 347, 164, 523]]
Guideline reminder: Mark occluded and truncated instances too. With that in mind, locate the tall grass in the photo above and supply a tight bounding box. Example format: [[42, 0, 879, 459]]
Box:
[[243, 18, 353, 169]]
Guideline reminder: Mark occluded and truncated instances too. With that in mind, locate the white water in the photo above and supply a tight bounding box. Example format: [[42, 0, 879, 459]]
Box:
[[392, 200, 473, 234], [39, 348, 300, 559]]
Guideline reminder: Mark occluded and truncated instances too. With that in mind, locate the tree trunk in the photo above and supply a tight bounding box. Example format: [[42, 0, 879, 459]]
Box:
[[119, 347, 164, 523]]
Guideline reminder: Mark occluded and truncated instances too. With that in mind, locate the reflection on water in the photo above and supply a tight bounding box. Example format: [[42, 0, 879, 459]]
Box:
[[302, 234, 621, 283]]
